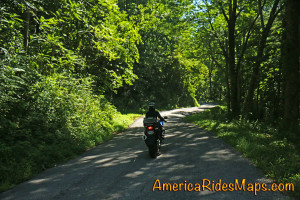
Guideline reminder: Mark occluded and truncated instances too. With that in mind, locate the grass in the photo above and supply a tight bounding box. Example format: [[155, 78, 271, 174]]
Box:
[[0, 112, 142, 193], [184, 106, 300, 198], [112, 113, 143, 133]]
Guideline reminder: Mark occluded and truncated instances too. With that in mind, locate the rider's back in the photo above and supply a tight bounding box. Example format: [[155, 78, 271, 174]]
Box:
[[146, 109, 159, 119]]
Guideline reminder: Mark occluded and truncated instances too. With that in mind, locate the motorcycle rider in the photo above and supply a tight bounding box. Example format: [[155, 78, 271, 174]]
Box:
[[145, 102, 166, 141]]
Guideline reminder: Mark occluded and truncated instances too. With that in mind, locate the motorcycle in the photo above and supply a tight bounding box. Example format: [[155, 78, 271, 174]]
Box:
[[142, 117, 167, 158]]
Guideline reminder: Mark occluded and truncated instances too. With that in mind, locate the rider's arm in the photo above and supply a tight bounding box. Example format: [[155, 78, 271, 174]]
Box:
[[157, 111, 165, 121]]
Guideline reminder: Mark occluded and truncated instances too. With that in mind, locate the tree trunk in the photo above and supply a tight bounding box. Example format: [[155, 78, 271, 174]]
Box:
[[209, 59, 212, 100], [281, 0, 300, 135], [228, 0, 239, 118], [225, 59, 231, 114], [242, 0, 281, 118], [24, 7, 30, 53]]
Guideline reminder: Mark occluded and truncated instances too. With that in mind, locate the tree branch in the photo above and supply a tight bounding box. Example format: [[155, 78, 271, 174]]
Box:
[[236, 6, 245, 19], [274, 2, 285, 18], [237, 12, 260, 68], [209, 20, 228, 61], [258, 0, 266, 29], [211, 55, 225, 72], [221, 6, 229, 22]]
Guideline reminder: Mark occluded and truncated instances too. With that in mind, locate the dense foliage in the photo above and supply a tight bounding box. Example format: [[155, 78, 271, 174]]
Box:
[[0, 0, 298, 193], [111, 0, 206, 110], [0, 0, 143, 191], [0, 66, 140, 190], [189, 0, 299, 132]]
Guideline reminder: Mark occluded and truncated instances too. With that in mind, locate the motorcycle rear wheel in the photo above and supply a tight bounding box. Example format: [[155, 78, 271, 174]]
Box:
[[149, 146, 157, 158]]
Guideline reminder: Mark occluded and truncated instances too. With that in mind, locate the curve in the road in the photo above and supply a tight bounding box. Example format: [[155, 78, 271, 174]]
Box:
[[0, 105, 287, 200]]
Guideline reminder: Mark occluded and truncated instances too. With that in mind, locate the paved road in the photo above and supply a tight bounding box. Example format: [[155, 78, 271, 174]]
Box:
[[0, 105, 288, 200]]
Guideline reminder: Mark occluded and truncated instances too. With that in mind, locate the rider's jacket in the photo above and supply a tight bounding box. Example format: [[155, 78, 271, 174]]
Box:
[[146, 108, 165, 121]]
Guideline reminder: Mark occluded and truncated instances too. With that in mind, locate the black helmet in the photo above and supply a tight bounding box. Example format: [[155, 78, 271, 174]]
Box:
[[149, 102, 155, 108]]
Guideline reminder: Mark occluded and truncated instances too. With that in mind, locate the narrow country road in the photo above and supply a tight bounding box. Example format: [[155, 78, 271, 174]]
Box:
[[0, 105, 287, 200]]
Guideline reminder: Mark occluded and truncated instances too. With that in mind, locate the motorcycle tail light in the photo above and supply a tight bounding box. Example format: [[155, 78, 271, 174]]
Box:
[[147, 126, 153, 130]]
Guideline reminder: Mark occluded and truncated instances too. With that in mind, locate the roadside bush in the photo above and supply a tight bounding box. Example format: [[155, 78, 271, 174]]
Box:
[[0, 70, 125, 191]]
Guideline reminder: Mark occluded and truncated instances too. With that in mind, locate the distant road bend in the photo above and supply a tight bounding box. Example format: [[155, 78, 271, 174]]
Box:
[[0, 104, 287, 200]]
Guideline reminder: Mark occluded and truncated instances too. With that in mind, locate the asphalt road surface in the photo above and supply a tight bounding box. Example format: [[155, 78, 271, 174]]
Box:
[[0, 105, 288, 200]]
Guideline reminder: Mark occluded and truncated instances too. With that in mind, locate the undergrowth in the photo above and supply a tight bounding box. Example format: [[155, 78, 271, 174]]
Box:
[[185, 106, 300, 198], [0, 69, 141, 192]]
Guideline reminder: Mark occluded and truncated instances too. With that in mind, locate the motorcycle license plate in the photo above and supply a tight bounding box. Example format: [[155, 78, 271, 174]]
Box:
[[148, 131, 154, 135]]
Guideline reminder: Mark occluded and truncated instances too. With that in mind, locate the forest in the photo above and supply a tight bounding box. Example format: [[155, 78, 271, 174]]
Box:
[[0, 0, 299, 194]]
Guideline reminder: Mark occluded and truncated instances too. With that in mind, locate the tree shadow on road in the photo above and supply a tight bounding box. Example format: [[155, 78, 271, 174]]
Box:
[[0, 107, 286, 200]]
